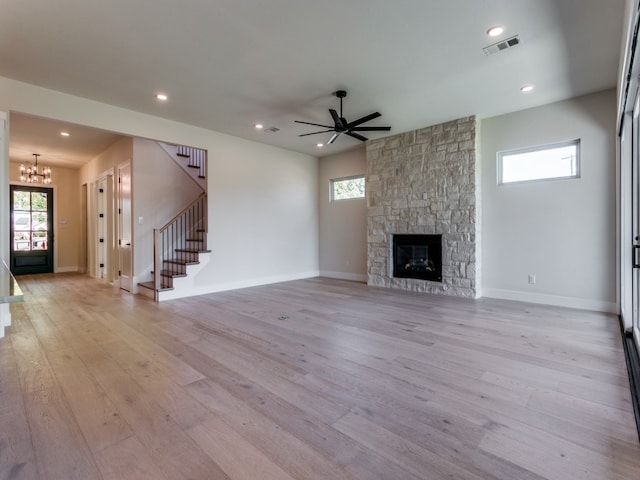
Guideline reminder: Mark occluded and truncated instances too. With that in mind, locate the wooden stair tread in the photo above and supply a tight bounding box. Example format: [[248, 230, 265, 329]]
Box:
[[174, 248, 211, 254], [138, 281, 174, 292], [159, 270, 187, 278], [152, 269, 188, 279], [164, 259, 200, 266]]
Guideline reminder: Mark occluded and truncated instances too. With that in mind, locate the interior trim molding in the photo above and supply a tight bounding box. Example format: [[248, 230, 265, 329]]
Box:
[[158, 270, 322, 301], [319, 271, 367, 282], [481, 288, 618, 314], [620, 318, 640, 442]]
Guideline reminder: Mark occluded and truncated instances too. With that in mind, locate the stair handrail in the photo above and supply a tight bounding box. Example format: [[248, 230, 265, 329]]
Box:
[[153, 193, 207, 300]]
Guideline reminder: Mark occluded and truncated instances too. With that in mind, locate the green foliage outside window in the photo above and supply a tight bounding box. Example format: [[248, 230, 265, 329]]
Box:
[[331, 176, 365, 201]]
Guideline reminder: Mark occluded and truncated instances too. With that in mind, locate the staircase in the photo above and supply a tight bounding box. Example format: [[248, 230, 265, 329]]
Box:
[[138, 193, 209, 301], [177, 145, 206, 179], [138, 143, 210, 301], [158, 143, 207, 191]]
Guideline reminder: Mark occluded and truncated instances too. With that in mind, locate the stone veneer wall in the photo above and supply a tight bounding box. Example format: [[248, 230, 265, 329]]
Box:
[[366, 116, 480, 298]]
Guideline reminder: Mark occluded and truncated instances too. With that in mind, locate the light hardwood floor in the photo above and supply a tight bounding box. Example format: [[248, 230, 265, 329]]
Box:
[[1, 273, 639, 479]]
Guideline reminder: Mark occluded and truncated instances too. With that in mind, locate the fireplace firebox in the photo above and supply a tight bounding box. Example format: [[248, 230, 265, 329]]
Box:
[[393, 234, 442, 282]]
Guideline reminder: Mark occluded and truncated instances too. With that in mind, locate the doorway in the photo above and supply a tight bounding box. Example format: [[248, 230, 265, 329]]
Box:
[[9, 185, 54, 275], [118, 161, 132, 292]]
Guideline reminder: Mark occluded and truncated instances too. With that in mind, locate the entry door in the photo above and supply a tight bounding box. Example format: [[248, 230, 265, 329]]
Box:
[[10, 185, 54, 275], [118, 162, 132, 291]]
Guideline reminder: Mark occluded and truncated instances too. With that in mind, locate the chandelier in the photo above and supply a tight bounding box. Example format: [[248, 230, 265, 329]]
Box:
[[20, 153, 52, 184]]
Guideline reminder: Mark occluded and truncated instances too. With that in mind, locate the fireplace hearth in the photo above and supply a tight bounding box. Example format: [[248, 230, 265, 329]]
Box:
[[393, 234, 442, 282]]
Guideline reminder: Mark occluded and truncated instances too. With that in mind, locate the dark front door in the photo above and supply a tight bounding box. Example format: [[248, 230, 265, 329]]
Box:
[[10, 185, 54, 275]]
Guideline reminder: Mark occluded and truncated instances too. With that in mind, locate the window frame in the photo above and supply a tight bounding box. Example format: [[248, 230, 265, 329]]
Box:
[[497, 139, 581, 186], [330, 174, 366, 202]]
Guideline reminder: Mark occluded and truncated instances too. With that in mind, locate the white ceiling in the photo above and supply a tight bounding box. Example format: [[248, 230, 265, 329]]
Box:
[[0, 0, 625, 167]]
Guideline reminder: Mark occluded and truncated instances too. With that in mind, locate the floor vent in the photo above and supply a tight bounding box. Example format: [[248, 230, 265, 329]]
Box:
[[483, 35, 521, 56]]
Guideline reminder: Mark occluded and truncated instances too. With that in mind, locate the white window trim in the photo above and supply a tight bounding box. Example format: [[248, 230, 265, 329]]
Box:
[[497, 139, 581, 185], [330, 174, 365, 202]]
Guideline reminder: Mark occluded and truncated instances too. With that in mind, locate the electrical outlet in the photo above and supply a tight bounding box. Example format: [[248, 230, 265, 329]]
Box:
[[528, 274, 536, 285]]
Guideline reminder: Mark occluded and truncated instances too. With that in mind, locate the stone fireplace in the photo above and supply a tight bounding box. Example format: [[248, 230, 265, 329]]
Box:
[[366, 116, 480, 298]]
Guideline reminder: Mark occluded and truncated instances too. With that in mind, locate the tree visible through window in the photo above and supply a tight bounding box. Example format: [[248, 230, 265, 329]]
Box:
[[12, 190, 49, 251], [331, 175, 365, 201]]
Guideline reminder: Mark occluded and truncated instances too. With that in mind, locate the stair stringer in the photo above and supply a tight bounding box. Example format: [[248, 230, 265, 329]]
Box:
[[156, 252, 212, 301]]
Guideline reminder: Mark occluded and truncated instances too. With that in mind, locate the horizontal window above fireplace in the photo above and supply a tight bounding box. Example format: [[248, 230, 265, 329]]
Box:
[[498, 139, 580, 185]]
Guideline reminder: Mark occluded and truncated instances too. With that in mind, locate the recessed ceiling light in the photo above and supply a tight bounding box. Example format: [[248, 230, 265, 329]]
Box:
[[255, 123, 264, 129], [155, 93, 168, 101], [316, 143, 324, 148], [520, 84, 535, 93], [487, 25, 504, 37], [60, 131, 70, 137]]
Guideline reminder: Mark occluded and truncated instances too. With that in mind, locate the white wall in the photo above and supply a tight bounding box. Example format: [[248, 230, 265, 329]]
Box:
[[318, 147, 367, 281], [0, 76, 319, 297], [481, 89, 617, 313]]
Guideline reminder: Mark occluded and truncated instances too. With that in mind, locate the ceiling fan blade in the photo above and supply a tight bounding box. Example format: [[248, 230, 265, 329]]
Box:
[[327, 132, 341, 144], [298, 129, 334, 137], [347, 112, 381, 129], [294, 120, 334, 129], [350, 126, 391, 132], [329, 109, 344, 128], [346, 131, 368, 142]]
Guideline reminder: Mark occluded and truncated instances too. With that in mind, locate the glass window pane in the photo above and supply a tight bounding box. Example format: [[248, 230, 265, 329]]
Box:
[[498, 140, 580, 185], [331, 176, 365, 201], [13, 191, 30, 210], [13, 212, 31, 231], [31, 192, 48, 211], [13, 232, 30, 251], [32, 212, 47, 230], [32, 232, 47, 250]]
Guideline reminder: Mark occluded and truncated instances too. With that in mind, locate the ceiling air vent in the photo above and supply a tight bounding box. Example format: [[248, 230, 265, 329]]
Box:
[[483, 35, 521, 56]]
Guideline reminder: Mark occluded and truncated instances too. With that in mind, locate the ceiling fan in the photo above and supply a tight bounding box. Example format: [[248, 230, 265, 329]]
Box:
[[295, 90, 391, 144]]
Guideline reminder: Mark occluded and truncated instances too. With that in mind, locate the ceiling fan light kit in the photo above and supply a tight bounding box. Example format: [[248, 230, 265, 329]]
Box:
[[295, 90, 391, 145]]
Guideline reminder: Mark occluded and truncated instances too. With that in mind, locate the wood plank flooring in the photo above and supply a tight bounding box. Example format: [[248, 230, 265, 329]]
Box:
[[1, 273, 639, 479]]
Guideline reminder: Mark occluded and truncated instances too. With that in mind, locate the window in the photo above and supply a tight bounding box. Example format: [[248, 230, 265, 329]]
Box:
[[331, 175, 365, 201], [498, 139, 580, 185], [12, 190, 49, 251]]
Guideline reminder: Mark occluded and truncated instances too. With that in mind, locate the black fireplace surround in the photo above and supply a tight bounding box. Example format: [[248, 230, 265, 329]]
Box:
[[393, 234, 442, 282]]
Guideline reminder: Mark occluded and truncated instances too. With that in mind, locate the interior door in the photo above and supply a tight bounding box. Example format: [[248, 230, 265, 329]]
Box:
[[118, 162, 132, 291], [10, 185, 54, 275]]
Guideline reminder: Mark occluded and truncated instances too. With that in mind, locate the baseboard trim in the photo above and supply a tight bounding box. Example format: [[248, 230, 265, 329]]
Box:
[[481, 288, 618, 314], [157, 271, 321, 301], [620, 319, 640, 442], [54, 266, 79, 273], [319, 271, 367, 282]]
